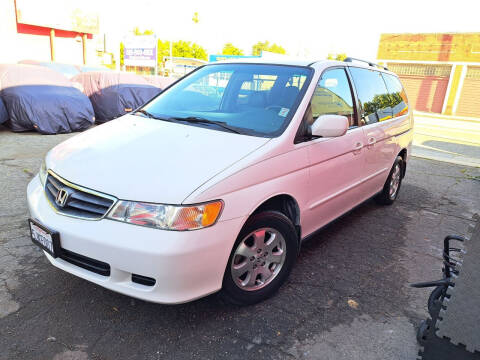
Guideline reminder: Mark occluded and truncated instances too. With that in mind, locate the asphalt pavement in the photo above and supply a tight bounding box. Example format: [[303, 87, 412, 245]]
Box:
[[1, 126, 479, 360]]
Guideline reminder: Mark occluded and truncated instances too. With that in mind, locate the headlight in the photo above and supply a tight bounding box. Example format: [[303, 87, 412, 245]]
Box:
[[39, 160, 47, 186], [107, 200, 223, 231]]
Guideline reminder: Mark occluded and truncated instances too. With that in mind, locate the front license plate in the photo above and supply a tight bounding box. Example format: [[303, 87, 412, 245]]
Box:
[[28, 219, 60, 258]]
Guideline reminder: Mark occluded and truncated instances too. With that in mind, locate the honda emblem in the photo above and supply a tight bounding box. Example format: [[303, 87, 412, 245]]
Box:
[[55, 188, 70, 207]]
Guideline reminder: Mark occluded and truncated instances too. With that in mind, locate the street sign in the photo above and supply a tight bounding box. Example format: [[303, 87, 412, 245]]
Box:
[[124, 35, 157, 68]]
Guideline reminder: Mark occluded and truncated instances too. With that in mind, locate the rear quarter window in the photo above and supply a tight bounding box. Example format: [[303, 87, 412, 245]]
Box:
[[381, 73, 409, 117]]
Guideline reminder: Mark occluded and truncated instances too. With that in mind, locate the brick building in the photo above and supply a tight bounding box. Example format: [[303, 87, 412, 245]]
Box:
[[377, 33, 480, 118]]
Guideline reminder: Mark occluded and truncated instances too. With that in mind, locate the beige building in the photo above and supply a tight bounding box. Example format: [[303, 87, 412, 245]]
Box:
[[378, 33, 480, 118]]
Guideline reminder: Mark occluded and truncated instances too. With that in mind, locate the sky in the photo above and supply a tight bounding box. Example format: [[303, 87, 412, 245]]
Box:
[[95, 0, 477, 61]]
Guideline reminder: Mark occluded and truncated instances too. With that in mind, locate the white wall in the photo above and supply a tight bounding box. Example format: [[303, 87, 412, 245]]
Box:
[[0, 0, 98, 65]]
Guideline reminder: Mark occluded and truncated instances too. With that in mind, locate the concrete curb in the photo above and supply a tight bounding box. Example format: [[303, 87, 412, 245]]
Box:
[[412, 153, 480, 168], [414, 112, 480, 124]]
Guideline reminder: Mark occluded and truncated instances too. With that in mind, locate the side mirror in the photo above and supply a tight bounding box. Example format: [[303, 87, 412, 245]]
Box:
[[310, 114, 349, 138]]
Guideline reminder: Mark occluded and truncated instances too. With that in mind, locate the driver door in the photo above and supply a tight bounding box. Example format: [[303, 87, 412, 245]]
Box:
[[300, 67, 368, 236]]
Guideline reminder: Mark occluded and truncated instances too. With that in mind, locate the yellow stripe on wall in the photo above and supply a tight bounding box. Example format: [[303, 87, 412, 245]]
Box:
[[443, 65, 464, 115]]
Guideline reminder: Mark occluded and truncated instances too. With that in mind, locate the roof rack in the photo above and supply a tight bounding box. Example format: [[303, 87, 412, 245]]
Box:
[[343, 57, 389, 71]]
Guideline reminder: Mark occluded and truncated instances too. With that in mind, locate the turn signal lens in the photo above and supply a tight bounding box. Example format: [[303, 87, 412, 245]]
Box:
[[107, 200, 223, 231], [202, 201, 223, 227]]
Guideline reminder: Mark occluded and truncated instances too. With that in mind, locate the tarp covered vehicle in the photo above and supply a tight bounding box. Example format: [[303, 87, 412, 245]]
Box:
[[18, 60, 80, 79], [0, 64, 95, 134], [142, 75, 176, 89], [18, 60, 111, 78], [0, 97, 8, 125], [72, 72, 162, 122]]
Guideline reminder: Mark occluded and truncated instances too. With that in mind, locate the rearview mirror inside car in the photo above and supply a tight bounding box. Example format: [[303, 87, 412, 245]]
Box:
[[310, 114, 349, 138]]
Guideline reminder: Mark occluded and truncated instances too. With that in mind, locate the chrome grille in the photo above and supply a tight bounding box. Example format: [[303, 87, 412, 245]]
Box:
[[44, 171, 116, 220]]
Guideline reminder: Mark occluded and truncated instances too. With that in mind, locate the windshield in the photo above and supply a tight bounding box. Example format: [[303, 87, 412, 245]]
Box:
[[140, 63, 312, 137]]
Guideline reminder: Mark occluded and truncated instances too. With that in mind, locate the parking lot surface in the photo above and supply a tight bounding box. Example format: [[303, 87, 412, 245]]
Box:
[[1, 127, 479, 360]]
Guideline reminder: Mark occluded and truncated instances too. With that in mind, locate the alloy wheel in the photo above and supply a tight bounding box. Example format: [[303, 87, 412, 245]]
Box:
[[230, 227, 286, 291], [389, 163, 401, 199]]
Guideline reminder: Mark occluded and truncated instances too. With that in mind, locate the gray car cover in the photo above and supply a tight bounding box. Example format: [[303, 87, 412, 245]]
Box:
[[18, 60, 111, 78], [18, 60, 80, 79], [0, 64, 95, 134], [72, 72, 162, 122], [0, 97, 8, 125]]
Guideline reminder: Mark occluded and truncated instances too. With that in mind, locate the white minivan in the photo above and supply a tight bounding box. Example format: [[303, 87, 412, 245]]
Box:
[[27, 58, 413, 305]]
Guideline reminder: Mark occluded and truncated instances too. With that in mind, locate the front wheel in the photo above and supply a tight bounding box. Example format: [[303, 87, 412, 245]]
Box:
[[375, 156, 404, 205], [221, 211, 298, 305]]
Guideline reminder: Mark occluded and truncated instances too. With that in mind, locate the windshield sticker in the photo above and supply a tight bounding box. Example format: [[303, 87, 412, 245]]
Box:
[[324, 78, 338, 88], [278, 108, 290, 117]]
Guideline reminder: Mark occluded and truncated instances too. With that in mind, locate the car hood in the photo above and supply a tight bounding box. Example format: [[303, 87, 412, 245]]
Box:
[[47, 114, 270, 204]]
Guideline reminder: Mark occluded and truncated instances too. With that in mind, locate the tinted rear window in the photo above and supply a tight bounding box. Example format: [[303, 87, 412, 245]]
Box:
[[349, 67, 392, 125], [381, 73, 409, 118]]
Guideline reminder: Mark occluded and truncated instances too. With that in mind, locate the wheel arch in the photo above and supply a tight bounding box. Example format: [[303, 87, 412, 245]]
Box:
[[249, 194, 301, 242], [398, 148, 407, 178]]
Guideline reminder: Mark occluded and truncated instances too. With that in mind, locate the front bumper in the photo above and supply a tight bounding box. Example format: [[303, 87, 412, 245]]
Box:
[[27, 175, 246, 304]]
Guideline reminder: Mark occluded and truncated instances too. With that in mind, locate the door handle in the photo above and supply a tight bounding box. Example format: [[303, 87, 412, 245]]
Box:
[[353, 141, 363, 153], [367, 137, 376, 147]]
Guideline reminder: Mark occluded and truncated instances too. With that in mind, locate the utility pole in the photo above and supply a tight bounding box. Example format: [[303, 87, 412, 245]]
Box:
[[169, 40, 173, 75], [49, 29, 55, 61], [82, 34, 87, 65]]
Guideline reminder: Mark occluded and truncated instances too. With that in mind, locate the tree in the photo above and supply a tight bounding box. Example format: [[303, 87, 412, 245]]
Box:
[[222, 43, 244, 56], [133, 27, 154, 36], [268, 43, 286, 55], [327, 53, 348, 61], [192, 12, 199, 24], [252, 41, 286, 56], [157, 39, 208, 62], [120, 42, 124, 67], [191, 43, 208, 61], [157, 39, 171, 66]]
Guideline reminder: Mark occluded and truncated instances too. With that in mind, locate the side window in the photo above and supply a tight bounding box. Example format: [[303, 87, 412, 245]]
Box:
[[309, 68, 355, 126], [349, 68, 392, 125], [381, 73, 409, 118]]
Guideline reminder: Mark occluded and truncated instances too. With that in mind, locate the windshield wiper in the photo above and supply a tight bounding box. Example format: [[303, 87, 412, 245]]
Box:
[[134, 109, 171, 121], [169, 116, 242, 134]]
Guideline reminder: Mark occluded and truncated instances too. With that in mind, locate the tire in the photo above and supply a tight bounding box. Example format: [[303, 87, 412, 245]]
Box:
[[375, 156, 404, 205], [221, 211, 298, 305]]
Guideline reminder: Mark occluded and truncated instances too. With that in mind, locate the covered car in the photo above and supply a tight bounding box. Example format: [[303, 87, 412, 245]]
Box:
[[18, 60, 111, 78], [18, 60, 80, 79], [0, 64, 95, 134], [77, 65, 111, 73], [142, 75, 176, 89], [72, 71, 162, 122], [0, 97, 8, 125]]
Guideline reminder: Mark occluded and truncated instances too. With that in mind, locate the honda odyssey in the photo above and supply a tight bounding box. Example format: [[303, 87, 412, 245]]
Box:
[[27, 58, 412, 305]]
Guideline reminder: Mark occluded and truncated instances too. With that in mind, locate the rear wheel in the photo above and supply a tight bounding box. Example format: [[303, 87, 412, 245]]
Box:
[[375, 156, 404, 205], [221, 211, 298, 305]]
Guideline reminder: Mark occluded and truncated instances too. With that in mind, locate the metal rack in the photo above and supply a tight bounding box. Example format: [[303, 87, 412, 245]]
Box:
[[343, 57, 389, 71]]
